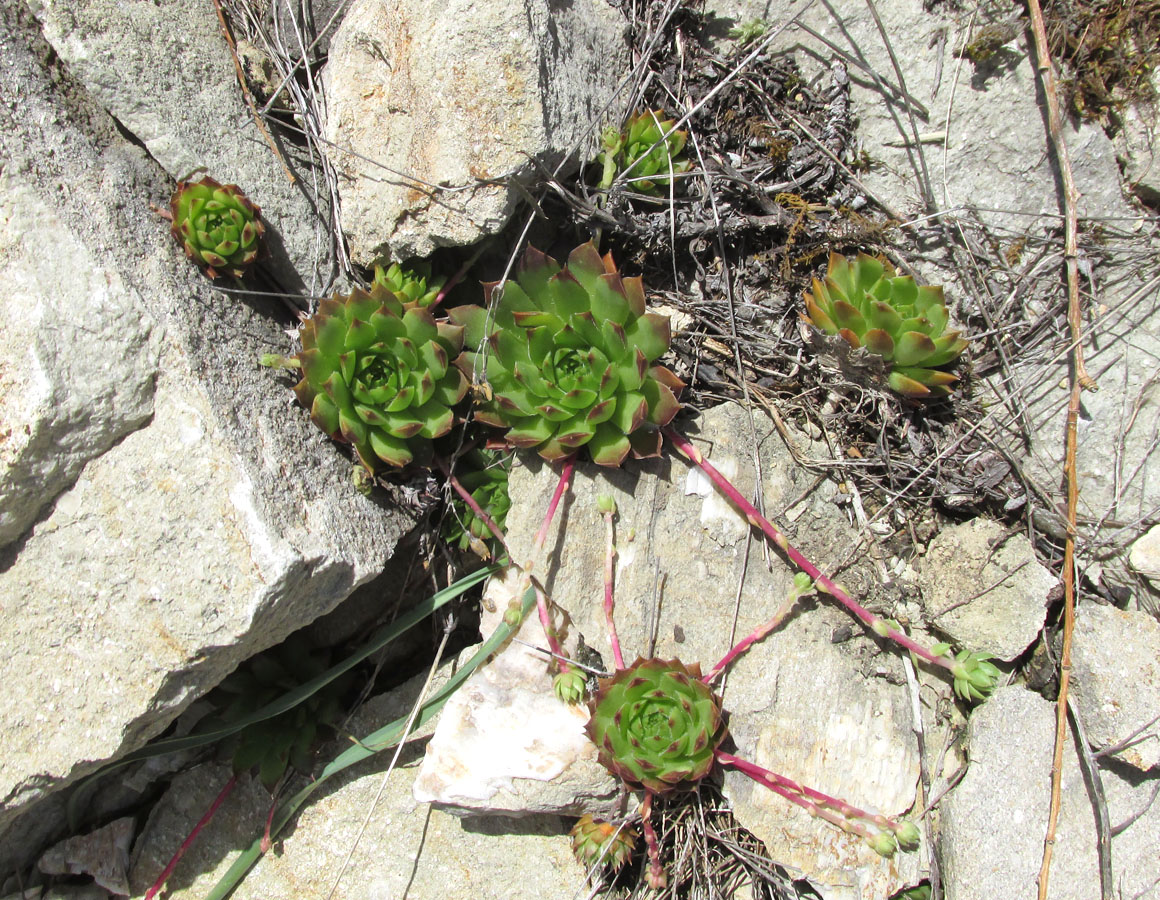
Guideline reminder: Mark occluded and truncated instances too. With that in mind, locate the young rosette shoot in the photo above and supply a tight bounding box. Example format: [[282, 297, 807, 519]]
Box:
[[169, 174, 265, 279], [804, 252, 968, 397], [585, 657, 727, 794], [443, 448, 513, 559], [451, 242, 684, 466], [263, 284, 469, 469], [372, 259, 446, 309], [600, 109, 692, 196], [570, 815, 638, 873]]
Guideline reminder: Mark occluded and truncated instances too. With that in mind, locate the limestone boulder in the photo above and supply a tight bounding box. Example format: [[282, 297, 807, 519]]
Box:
[[31, 0, 335, 295], [322, 0, 629, 264], [917, 518, 1055, 661], [0, 6, 411, 869]]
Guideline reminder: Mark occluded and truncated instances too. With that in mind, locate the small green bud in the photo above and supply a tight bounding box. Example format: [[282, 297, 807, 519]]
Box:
[[553, 670, 587, 704], [931, 642, 952, 657], [596, 494, 617, 516], [870, 831, 898, 857], [503, 601, 524, 628], [352, 465, 374, 496], [871, 618, 892, 638], [259, 353, 299, 369], [792, 572, 814, 593], [894, 820, 921, 849]]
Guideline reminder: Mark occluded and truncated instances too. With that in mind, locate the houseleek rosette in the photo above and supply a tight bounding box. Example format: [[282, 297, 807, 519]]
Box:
[[264, 284, 468, 469], [372, 259, 446, 309], [804, 252, 968, 397], [169, 174, 265, 279], [443, 448, 512, 558], [585, 657, 727, 794], [451, 242, 684, 467], [569, 815, 638, 872], [600, 109, 692, 196]]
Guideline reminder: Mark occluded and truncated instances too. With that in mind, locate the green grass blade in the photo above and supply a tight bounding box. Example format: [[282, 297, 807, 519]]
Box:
[[203, 585, 536, 900], [67, 565, 498, 829]]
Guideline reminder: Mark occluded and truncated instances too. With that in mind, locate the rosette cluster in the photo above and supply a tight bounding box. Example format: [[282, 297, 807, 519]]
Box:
[[169, 174, 265, 279], [372, 259, 446, 309], [804, 252, 968, 397], [569, 815, 638, 873], [282, 284, 468, 469], [585, 657, 727, 794], [451, 242, 683, 467], [601, 109, 692, 196]]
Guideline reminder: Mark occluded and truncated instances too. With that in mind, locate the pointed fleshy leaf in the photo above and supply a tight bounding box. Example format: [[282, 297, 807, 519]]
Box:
[[516, 246, 561, 304], [505, 416, 557, 448], [414, 400, 455, 439], [447, 305, 491, 349], [866, 300, 903, 335], [623, 313, 671, 362], [369, 429, 413, 467], [804, 290, 837, 333], [590, 274, 630, 325], [565, 242, 606, 294], [830, 300, 866, 334], [893, 331, 938, 367], [862, 328, 894, 358]]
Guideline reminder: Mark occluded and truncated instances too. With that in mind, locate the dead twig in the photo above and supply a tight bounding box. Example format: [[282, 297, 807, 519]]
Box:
[[1025, 0, 1097, 894], [212, 0, 296, 184]]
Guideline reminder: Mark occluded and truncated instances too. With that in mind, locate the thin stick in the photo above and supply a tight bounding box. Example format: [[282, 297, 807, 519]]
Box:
[[664, 427, 955, 673], [704, 584, 802, 683], [534, 456, 576, 551], [211, 0, 295, 184], [1024, 0, 1092, 892], [602, 504, 625, 672], [640, 792, 666, 889], [145, 774, 239, 900]]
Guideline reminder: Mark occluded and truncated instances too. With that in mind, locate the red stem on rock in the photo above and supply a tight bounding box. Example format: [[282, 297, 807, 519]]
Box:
[[145, 773, 238, 900], [639, 791, 667, 890], [664, 427, 953, 673]]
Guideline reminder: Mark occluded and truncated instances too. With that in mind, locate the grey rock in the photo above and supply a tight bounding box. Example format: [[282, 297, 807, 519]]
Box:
[[0, 5, 410, 864], [1115, 73, 1160, 206], [1071, 602, 1160, 771], [130, 670, 584, 900], [322, 0, 629, 264], [419, 403, 924, 898], [941, 687, 1094, 900], [0, 171, 159, 548], [1129, 522, 1160, 591], [31, 0, 333, 295], [37, 816, 133, 897], [941, 685, 1160, 900], [917, 519, 1055, 661]]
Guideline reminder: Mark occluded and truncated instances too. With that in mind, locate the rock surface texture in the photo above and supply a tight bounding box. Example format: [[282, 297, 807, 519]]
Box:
[[0, 3, 410, 869], [31, 0, 334, 295], [1070, 602, 1160, 772], [417, 404, 925, 899], [917, 518, 1055, 661], [129, 671, 585, 900], [942, 685, 1160, 900], [322, 0, 629, 263]]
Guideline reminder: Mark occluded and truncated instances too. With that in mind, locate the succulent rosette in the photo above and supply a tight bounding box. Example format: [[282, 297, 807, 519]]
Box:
[[275, 284, 468, 469], [570, 815, 638, 872], [372, 260, 446, 309], [444, 448, 512, 557], [451, 242, 684, 466], [585, 657, 727, 794], [602, 109, 692, 196], [804, 252, 968, 397], [169, 174, 265, 279]]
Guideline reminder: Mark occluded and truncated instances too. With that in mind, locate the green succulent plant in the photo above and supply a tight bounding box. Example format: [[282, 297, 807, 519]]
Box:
[[599, 109, 692, 196], [262, 283, 469, 469], [206, 634, 354, 790], [371, 259, 446, 309], [803, 252, 968, 398], [451, 242, 684, 467], [443, 448, 512, 558], [585, 657, 727, 794], [570, 815, 638, 873], [169, 174, 265, 279]]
